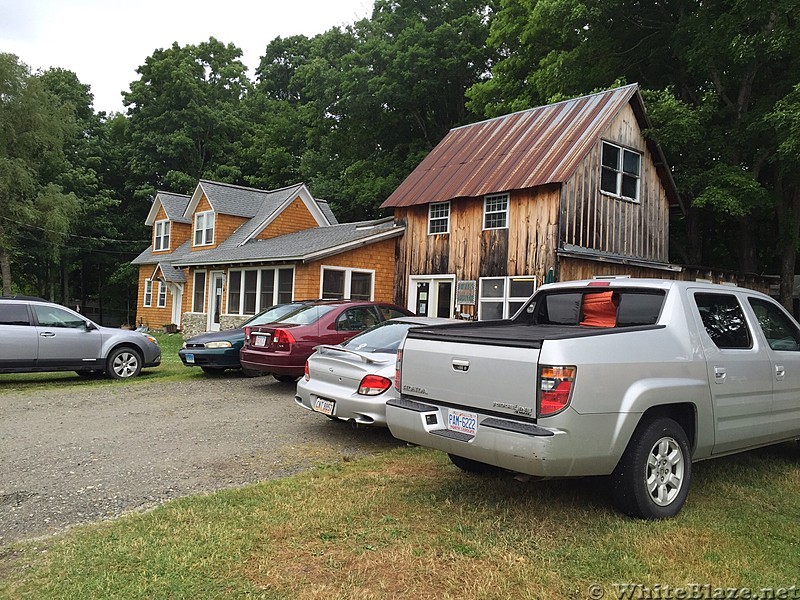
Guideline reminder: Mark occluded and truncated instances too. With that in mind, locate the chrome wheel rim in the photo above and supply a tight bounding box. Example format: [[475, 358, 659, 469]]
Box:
[[646, 436, 685, 506], [113, 352, 139, 378]]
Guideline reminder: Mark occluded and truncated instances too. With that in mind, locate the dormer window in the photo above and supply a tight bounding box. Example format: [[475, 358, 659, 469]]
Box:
[[153, 220, 170, 251], [194, 211, 215, 246], [601, 141, 641, 202]]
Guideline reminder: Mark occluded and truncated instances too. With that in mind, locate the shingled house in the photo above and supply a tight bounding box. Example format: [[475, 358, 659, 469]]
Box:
[[380, 84, 690, 320], [132, 180, 402, 335]]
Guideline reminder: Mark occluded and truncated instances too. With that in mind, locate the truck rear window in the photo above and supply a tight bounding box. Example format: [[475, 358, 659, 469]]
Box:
[[518, 289, 665, 327]]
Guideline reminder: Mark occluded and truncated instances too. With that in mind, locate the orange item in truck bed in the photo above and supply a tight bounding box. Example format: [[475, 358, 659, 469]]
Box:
[[580, 291, 618, 327]]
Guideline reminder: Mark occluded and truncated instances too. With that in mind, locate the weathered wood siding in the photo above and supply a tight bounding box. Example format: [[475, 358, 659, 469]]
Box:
[[393, 187, 560, 305], [560, 104, 670, 262]]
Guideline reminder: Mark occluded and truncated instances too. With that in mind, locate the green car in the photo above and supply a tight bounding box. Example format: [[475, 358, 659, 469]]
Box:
[[178, 302, 309, 374]]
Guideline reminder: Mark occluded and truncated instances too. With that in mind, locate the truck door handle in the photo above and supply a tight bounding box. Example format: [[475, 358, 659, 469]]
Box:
[[452, 359, 470, 372], [776, 365, 785, 381], [39, 332, 56, 338], [714, 367, 726, 383]]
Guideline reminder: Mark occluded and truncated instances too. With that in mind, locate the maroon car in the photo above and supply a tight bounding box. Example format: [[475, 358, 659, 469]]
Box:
[[240, 300, 412, 382]]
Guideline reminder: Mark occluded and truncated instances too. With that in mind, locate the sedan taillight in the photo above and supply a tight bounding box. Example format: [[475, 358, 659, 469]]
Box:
[[304, 360, 310, 381], [272, 329, 295, 351], [358, 374, 392, 396]]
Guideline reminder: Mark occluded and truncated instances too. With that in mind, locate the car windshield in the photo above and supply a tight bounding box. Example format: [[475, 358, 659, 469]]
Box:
[[341, 320, 415, 353], [274, 304, 338, 325], [244, 303, 305, 327]]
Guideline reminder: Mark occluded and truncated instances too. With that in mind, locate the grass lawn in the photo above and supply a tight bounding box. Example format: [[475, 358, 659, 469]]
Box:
[[1, 441, 798, 599]]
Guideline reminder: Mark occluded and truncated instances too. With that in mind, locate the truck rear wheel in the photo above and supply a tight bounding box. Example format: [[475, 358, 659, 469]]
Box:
[[448, 454, 501, 475], [611, 417, 691, 519]]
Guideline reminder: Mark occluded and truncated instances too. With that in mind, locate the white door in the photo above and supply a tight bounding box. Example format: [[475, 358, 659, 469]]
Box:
[[170, 284, 183, 328], [208, 272, 225, 331], [409, 276, 455, 318]]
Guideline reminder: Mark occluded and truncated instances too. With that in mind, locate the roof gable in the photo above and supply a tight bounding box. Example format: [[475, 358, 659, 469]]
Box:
[[381, 84, 682, 211], [144, 191, 191, 226]]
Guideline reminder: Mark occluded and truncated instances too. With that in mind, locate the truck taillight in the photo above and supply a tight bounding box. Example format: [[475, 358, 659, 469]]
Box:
[[538, 365, 576, 417], [358, 375, 392, 396], [272, 329, 295, 351], [394, 349, 402, 392]]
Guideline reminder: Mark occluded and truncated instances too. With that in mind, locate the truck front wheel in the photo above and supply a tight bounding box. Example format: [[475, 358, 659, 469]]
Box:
[[611, 417, 692, 519]]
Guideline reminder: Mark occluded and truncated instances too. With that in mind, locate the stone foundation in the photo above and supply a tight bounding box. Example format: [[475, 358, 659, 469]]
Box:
[[180, 313, 251, 339]]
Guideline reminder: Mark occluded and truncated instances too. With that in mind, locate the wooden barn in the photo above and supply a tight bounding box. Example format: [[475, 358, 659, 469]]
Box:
[[381, 84, 703, 319]]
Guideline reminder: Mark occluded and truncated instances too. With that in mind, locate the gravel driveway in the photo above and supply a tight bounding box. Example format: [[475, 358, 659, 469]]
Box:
[[0, 374, 402, 547]]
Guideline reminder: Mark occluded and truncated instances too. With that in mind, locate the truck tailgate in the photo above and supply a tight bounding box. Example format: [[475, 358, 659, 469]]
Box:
[[400, 337, 541, 418]]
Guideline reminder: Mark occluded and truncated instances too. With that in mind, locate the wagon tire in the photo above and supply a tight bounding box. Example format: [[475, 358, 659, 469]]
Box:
[[611, 417, 692, 519], [106, 347, 142, 380]]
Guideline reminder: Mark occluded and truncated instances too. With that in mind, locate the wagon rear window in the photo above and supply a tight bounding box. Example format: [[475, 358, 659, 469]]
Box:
[[518, 289, 665, 327]]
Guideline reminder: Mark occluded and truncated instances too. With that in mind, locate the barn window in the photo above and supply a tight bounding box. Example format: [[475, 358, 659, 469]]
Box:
[[483, 193, 509, 230], [428, 202, 450, 234], [600, 141, 641, 202], [478, 276, 536, 320]]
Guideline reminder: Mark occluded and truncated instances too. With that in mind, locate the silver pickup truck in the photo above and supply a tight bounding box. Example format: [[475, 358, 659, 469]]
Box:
[[386, 279, 800, 519]]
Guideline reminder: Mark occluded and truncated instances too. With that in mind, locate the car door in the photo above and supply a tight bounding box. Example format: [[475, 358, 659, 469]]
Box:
[[746, 296, 800, 442], [690, 290, 775, 454], [332, 306, 381, 344], [0, 302, 38, 370], [32, 304, 103, 370]]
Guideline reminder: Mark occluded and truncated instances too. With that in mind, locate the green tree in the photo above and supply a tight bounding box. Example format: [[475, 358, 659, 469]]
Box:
[[124, 38, 251, 196], [0, 54, 79, 296]]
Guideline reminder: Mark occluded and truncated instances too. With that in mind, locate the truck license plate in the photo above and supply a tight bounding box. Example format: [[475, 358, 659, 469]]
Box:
[[447, 409, 478, 436], [254, 334, 269, 347], [313, 397, 335, 416]]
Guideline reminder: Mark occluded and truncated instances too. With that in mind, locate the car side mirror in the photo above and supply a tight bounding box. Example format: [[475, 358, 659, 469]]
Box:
[[85, 320, 97, 331]]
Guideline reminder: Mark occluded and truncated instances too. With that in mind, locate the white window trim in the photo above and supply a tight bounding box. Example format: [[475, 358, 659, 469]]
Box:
[[227, 267, 296, 315], [156, 281, 167, 308], [143, 279, 153, 308], [407, 275, 456, 318], [193, 211, 215, 246], [320, 266, 375, 300], [478, 276, 537, 320], [153, 219, 170, 251], [600, 141, 641, 203], [482, 193, 509, 230], [428, 201, 450, 235]]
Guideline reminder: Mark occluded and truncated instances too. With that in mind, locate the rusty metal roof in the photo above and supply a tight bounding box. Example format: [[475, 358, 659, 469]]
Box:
[[381, 84, 682, 211]]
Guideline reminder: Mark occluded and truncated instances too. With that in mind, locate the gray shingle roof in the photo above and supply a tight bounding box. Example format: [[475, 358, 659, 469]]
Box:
[[157, 192, 191, 223], [198, 180, 305, 219], [132, 219, 402, 267]]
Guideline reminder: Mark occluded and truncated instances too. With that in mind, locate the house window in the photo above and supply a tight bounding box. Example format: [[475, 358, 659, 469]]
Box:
[[228, 267, 295, 314], [143, 279, 153, 307], [428, 202, 450, 234], [600, 141, 641, 202], [321, 267, 374, 301], [157, 281, 167, 308], [193, 271, 206, 312], [478, 276, 536, 320], [483, 193, 509, 230], [193, 211, 215, 246], [153, 220, 170, 251]]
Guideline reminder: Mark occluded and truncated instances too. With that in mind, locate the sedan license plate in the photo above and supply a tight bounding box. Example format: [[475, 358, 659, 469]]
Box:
[[254, 334, 269, 347], [447, 409, 478, 436], [313, 397, 335, 416], [185, 353, 195, 364]]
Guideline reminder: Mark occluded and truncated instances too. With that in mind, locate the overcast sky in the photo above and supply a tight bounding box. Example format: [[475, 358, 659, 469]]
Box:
[[1, 0, 373, 114]]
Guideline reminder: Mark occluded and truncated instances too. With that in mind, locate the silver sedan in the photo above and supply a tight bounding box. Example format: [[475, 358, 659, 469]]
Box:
[[295, 316, 452, 427]]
